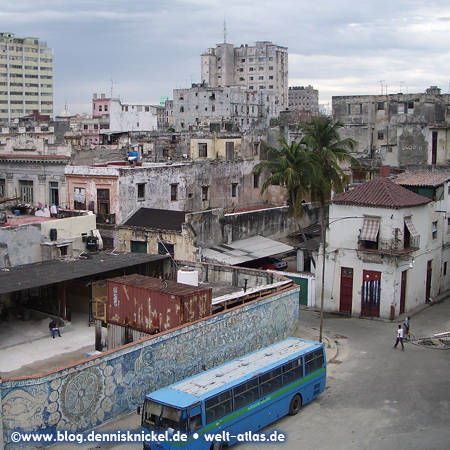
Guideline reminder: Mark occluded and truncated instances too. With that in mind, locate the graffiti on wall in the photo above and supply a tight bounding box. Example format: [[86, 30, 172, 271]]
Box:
[[1, 288, 299, 449]]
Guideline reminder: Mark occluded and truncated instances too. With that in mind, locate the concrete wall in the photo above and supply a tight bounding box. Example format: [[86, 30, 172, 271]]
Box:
[[0, 224, 42, 268], [1, 285, 299, 449]]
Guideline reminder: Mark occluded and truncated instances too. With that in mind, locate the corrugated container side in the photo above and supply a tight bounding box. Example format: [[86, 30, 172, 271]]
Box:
[[106, 275, 212, 334]]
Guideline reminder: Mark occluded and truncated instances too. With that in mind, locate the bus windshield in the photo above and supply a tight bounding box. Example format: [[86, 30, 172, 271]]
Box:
[[142, 400, 187, 432]]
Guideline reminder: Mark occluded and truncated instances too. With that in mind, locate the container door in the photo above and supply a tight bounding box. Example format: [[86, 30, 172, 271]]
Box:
[[361, 270, 381, 317], [339, 267, 353, 314]]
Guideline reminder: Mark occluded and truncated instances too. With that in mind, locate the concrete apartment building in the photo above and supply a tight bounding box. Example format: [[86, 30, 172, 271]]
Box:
[[332, 86, 450, 177], [173, 84, 279, 131], [92, 93, 160, 133], [288, 85, 319, 113], [201, 41, 288, 109], [0, 32, 53, 122]]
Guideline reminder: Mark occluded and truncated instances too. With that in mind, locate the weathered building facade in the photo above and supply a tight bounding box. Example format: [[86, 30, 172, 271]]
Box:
[[201, 41, 288, 109], [332, 86, 450, 176], [173, 84, 279, 131], [316, 175, 450, 319]]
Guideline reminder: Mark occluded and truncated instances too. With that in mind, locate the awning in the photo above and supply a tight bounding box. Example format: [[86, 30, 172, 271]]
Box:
[[360, 218, 380, 242], [404, 217, 419, 238]]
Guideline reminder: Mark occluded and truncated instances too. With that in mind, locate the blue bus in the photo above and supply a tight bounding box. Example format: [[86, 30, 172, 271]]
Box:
[[139, 337, 326, 449]]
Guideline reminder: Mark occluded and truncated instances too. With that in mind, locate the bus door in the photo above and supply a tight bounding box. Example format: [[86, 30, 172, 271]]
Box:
[[188, 405, 203, 435]]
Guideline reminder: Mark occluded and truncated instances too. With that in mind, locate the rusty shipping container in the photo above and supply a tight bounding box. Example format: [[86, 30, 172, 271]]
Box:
[[106, 274, 212, 334]]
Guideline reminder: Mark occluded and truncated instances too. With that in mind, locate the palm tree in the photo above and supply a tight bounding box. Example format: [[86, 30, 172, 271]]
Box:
[[299, 116, 358, 342], [253, 136, 318, 267]]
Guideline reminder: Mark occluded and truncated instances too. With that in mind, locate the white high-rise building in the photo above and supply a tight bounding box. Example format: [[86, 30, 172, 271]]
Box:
[[0, 32, 54, 122], [201, 41, 288, 109]]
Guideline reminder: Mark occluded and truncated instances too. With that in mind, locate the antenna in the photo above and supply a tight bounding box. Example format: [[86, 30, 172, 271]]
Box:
[[378, 80, 385, 95], [396, 81, 405, 93], [111, 78, 119, 98], [223, 14, 227, 43]]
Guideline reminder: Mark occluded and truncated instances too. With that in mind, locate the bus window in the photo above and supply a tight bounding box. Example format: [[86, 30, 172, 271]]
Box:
[[189, 412, 202, 432], [305, 349, 325, 376], [282, 358, 303, 386], [234, 377, 259, 410], [260, 367, 282, 397], [205, 390, 233, 424], [143, 400, 187, 431]]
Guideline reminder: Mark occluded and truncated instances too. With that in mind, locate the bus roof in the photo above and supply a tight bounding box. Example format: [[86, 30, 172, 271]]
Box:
[[146, 338, 323, 409]]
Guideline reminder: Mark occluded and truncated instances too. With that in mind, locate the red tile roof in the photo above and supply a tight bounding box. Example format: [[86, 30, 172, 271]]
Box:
[[332, 176, 431, 209], [393, 170, 450, 187]]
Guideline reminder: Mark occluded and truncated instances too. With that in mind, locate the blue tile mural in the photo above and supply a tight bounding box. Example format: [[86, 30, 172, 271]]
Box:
[[1, 287, 299, 449]]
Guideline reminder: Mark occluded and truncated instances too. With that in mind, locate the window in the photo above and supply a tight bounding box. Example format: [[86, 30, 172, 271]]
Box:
[[377, 102, 385, 111], [205, 390, 232, 424], [305, 349, 325, 376], [444, 262, 447, 276], [234, 378, 259, 410], [260, 368, 282, 396], [99, 105, 102, 112], [137, 183, 145, 201], [226, 142, 235, 161], [73, 187, 86, 210], [170, 184, 178, 201], [202, 186, 209, 201], [97, 189, 110, 221], [378, 131, 384, 140], [0, 178, 5, 197], [49, 181, 59, 206], [158, 242, 174, 257], [131, 241, 147, 253], [360, 217, 380, 250], [432, 221, 438, 239], [19, 180, 33, 203], [231, 183, 238, 198], [253, 142, 260, 155], [282, 358, 303, 385], [253, 174, 259, 189], [198, 143, 207, 157], [404, 217, 420, 248], [269, 66, 274, 70]]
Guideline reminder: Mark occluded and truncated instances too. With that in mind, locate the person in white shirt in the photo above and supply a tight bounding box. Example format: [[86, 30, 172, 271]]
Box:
[[393, 324, 404, 350]]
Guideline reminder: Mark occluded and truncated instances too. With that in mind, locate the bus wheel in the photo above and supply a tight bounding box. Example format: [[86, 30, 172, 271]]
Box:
[[289, 394, 302, 415]]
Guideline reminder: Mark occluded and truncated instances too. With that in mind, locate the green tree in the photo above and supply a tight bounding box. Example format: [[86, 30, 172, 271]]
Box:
[[253, 136, 318, 267], [298, 116, 358, 341]]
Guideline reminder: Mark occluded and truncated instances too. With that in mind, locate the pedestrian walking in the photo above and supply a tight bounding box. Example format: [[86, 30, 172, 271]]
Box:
[[393, 324, 404, 350], [404, 316, 411, 338]]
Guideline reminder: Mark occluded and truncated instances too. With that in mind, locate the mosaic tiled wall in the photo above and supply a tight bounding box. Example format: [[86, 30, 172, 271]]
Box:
[[1, 288, 299, 449]]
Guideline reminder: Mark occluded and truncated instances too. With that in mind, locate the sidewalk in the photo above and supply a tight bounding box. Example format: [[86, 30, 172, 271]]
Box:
[[0, 311, 95, 378]]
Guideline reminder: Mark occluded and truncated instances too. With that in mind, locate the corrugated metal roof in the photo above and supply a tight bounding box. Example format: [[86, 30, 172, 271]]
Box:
[[0, 252, 169, 295], [202, 236, 293, 266], [123, 208, 186, 232], [332, 176, 431, 209], [393, 170, 450, 187]]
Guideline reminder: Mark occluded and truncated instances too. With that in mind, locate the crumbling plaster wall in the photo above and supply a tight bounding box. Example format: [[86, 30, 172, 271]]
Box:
[[118, 160, 269, 221], [0, 224, 43, 268]]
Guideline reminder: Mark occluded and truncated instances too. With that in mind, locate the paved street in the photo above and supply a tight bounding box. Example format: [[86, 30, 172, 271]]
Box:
[[10, 298, 450, 450], [240, 299, 450, 450]]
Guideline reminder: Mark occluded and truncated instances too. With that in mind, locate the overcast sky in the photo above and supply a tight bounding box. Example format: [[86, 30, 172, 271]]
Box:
[[2, 0, 450, 116]]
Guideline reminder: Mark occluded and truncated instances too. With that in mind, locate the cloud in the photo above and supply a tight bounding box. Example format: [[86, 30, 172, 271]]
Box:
[[2, 0, 450, 115]]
